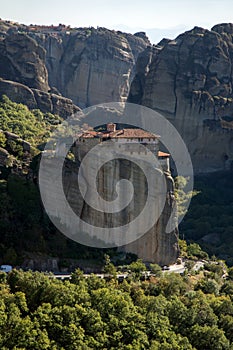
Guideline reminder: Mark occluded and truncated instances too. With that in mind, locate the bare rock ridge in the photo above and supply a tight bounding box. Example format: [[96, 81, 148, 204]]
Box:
[[0, 32, 49, 91], [0, 31, 80, 117], [0, 78, 80, 118], [33, 28, 150, 107], [0, 22, 150, 113], [129, 24, 233, 173]]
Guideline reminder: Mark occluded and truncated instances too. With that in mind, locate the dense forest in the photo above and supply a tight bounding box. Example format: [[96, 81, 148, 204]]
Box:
[[180, 173, 233, 266], [0, 259, 233, 349]]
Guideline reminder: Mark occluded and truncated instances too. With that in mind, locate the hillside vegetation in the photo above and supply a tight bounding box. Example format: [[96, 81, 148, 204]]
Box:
[[180, 172, 233, 266], [0, 265, 232, 349]]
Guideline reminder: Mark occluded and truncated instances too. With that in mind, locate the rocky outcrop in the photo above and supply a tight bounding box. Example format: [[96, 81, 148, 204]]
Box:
[[0, 33, 49, 91], [119, 171, 179, 265], [0, 147, 9, 167], [0, 31, 80, 117], [34, 27, 149, 107], [0, 79, 38, 109], [32, 88, 80, 118], [0, 79, 80, 118], [41, 145, 178, 265], [128, 45, 160, 104], [129, 25, 233, 173], [0, 24, 150, 111]]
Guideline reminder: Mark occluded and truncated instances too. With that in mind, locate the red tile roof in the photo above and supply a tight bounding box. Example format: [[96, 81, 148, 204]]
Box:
[[78, 128, 159, 139], [110, 129, 159, 139], [158, 151, 170, 157]]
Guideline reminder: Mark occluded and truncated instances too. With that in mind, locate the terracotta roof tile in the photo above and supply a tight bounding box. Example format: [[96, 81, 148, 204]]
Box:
[[110, 128, 159, 138], [78, 127, 160, 139], [158, 151, 170, 157]]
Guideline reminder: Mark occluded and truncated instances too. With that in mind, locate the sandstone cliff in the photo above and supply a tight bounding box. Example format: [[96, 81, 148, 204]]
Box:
[[0, 23, 150, 114], [40, 143, 179, 265], [119, 171, 179, 265], [34, 27, 149, 107], [0, 31, 80, 117], [0, 32, 49, 91], [0, 78, 80, 118], [129, 25, 233, 173]]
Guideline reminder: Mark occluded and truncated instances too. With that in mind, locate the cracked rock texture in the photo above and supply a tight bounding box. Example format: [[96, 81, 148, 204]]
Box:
[[43, 154, 178, 265], [129, 25, 233, 173], [0, 78, 80, 118], [0, 25, 149, 114], [0, 33, 49, 91], [0, 32, 79, 117], [35, 28, 150, 108]]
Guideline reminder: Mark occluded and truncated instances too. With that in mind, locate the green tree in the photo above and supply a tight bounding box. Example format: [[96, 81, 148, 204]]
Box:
[[227, 266, 233, 280], [128, 259, 146, 280], [103, 254, 117, 279], [0, 131, 6, 147], [195, 278, 220, 295], [150, 263, 162, 277], [187, 243, 208, 259], [189, 324, 230, 350]]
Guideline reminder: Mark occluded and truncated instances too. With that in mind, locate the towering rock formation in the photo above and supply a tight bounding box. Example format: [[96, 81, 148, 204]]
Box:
[[0, 22, 150, 114], [129, 25, 233, 173], [41, 124, 179, 265], [0, 33, 49, 91], [35, 28, 150, 107], [119, 170, 179, 265], [0, 32, 79, 117], [128, 44, 161, 104]]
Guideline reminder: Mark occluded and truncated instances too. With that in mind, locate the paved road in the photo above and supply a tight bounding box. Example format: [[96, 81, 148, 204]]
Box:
[[51, 273, 129, 280], [51, 264, 187, 280], [163, 263, 186, 274]]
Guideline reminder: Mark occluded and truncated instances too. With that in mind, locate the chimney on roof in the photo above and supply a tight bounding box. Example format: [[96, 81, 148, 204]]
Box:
[[106, 123, 116, 132]]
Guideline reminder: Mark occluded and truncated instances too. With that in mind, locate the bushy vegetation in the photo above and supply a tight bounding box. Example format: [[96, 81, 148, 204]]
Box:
[[0, 268, 232, 349], [0, 95, 61, 147]]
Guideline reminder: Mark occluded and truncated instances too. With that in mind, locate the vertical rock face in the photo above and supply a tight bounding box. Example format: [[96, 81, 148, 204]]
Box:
[[0, 31, 80, 117], [57, 142, 178, 265], [0, 33, 49, 91], [0, 23, 150, 112], [128, 45, 161, 104], [129, 25, 233, 173], [36, 28, 149, 107], [120, 171, 179, 265]]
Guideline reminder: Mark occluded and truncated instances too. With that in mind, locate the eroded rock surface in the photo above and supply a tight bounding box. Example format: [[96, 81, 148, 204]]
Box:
[[129, 25, 233, 173], [0, 79, 80, 118], [0, 33, 49, 91], [36, 28, 149, 107]]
